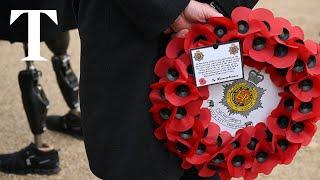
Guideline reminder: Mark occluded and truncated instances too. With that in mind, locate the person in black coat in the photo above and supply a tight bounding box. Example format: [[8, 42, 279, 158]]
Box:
[[0, 0, 82, 175], [74, 0, 217, 179], [74, 0, 259, 179]]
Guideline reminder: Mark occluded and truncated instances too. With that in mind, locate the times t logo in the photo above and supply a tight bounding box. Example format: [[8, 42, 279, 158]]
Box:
[[10, 10, 58, 61]]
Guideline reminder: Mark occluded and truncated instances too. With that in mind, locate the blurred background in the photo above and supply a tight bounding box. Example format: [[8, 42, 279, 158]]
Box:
[[0, 0, 319, 179]]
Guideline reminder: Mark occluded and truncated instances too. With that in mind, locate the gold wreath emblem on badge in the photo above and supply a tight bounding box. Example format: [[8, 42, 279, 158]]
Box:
[[194, 50, 204, 61], [229, 44, 239, 55]]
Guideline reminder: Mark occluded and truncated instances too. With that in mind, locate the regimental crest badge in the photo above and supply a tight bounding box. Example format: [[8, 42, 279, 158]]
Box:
[[229, 44, 239, 55], [193, 50, 204, 61], [220, 70, 266, 117]]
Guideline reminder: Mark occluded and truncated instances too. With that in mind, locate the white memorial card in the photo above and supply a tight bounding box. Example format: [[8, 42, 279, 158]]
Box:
[[190, 41, 244, 87]]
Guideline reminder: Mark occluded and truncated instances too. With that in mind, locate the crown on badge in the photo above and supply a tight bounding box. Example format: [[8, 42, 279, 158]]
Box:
[[248, 70, 264, 85]]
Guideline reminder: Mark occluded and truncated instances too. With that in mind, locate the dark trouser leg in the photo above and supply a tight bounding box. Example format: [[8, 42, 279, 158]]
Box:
[[45, 31, 80, 112], [19, 43, 49, 148]]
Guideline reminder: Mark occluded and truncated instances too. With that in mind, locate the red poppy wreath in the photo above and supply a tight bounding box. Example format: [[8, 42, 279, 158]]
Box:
[[149, 7, 320, 180]]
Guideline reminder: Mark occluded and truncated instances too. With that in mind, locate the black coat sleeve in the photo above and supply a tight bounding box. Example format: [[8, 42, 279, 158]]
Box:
[[115, 0, 190, 39]]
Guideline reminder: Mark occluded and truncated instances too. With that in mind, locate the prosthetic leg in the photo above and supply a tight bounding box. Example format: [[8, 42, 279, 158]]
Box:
[[19, 43, 49, 148], [45, 31, 82, 138], [0, 44, 60, 175]]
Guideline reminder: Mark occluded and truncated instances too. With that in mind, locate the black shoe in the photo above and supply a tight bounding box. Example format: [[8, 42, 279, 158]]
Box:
[[0, 143, 60, 175], [46, 111, 83, 139]]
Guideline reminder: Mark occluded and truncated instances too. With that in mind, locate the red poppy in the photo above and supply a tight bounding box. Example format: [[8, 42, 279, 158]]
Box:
[[201, 123, 220, 145], [167, 141, 191, 157], [286, 120, 317, 146], [199, 78, 207, 85], [244, 170, 259, 180], [289, 75, 320, 102], [154, 56, 188, 82], [227, 149, 253, 178], [273, 18, 304, 48], [198, 163, 231, 180], [248, 8, 282, 37], [265, 65, 289, 87], [268, 44, 298, 68], [181, 159, 193, 170], [164, 78, 200, 106], [272, 135, 301, 165], [243, 34, 276, 63], [166, 37, 185, 59], [208, 17, 238, 42], [167, 100, 202, 132], [305, 54, 320, 76], [195, 108, 212, 129], [231, 7, 265, 37], [225, 128, 251, 150], [243, 56, 266, 71], [292, 97, 320, 121], [266, 106, 292, 136], [153, 123, 168, 140], [184, 24, 217, 53], [166, 122, 199, 147], [186, 142, 218, 165], [241, 124, 272, 153], [149, 81, 169, 104], [198, 143, 232, 179], [149, 102, 174, 125], [286, 58, 308, 83], [277, 92, 299, 112], [251, 141, 278, 175]]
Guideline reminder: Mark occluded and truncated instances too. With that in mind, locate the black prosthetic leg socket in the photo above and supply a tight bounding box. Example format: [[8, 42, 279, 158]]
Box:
[[18, 69, 49, 135]]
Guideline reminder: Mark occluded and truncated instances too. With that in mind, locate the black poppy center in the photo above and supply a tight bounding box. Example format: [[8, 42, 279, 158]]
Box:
[[256, 151, 268, 163], [298, 79, 313, 92], [159, 108, 171, 120], [276, 68, 288, 76], [180, 129, 193, 140], [159, 89, 165, 99], [176, 107, 187, 119], [247, 138, 259, 150], [176, 143, 189, 154], [177, 50, 185, 57], [175, 85, 190, 97], [196, 143, 206, 155], [212, 153, 225, 164], [307, 56, 317, 69], [167, 68, 179, 81], [291, 122, 305, 133], [194, 35, 208, 43], [232, 155, 245, 167], [253, 37, 266, 51], [202, 128, 209, 138], [217, 136, 223, 147], [277, 116, 290, 129], [284, 98, 294, 111], [266, 129, 273, 142], [214, 26, 227, 38], [277, 139, 289, 151], [293, 59, 305, 73], [263, 21, 271, 31], [231, 141, 241, 149], [238, 20, 249, 34], [279, 28, 290, 41], [274, 44, 289, 57], [299, 102, 313, 114]]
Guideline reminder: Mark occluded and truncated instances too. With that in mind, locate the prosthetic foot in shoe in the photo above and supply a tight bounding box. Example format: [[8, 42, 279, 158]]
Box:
[[46, 111, 83, 139], [0, 143, 60, 175]]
